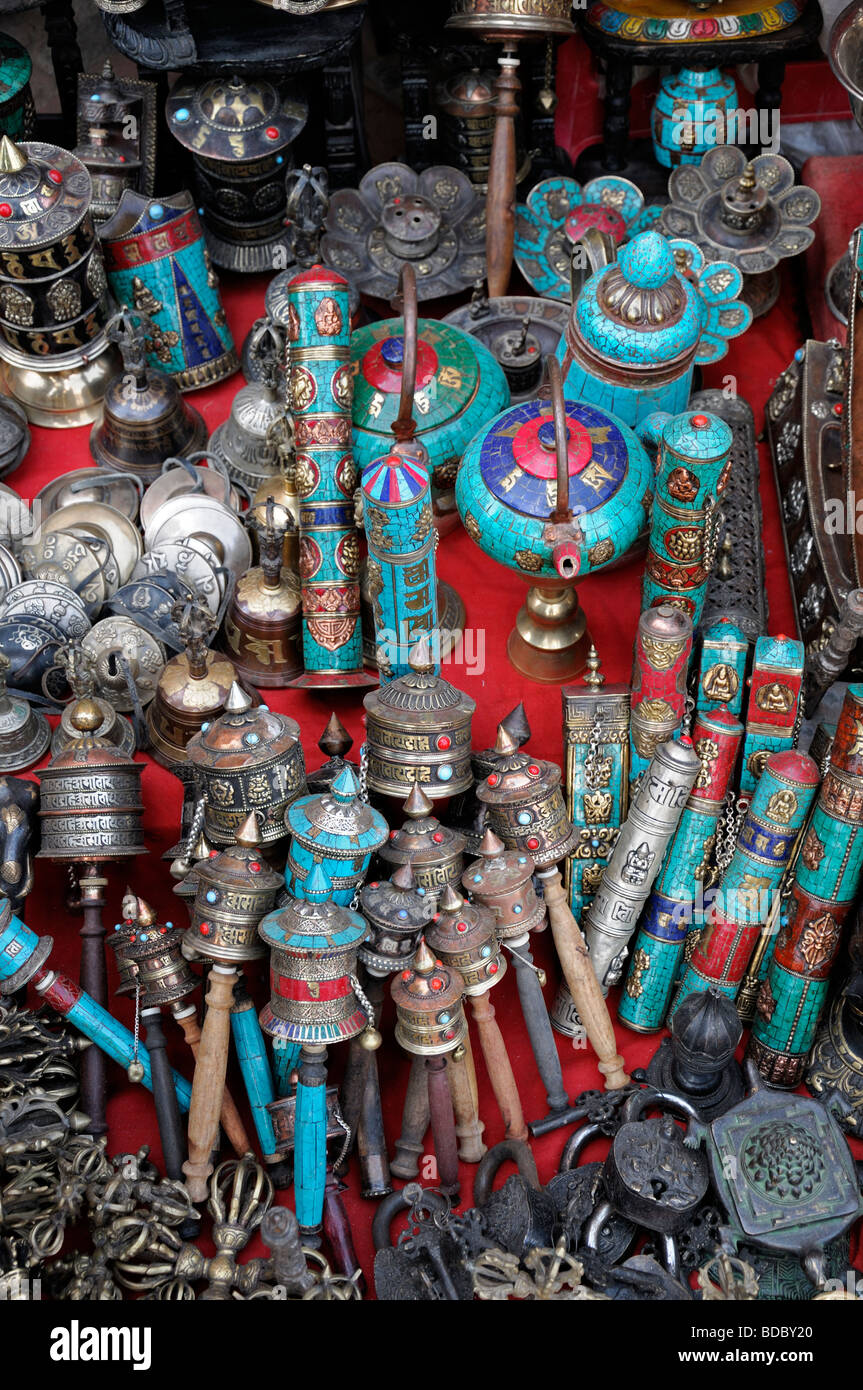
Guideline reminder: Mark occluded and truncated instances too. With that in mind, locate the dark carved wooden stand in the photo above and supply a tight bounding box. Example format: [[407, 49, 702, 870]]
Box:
[[575, 0, 823, 180]]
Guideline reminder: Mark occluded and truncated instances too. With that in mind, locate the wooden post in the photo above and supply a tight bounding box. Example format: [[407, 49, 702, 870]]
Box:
[[447, 1031, 486, 1162], [486, 45, 521, 299], [426, 1054, 459, 1198], [391, 1052, 430, 1179], [172, 1001, 252, 1158]]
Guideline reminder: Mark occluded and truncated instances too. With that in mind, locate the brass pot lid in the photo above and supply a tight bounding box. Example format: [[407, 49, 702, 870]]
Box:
[[364, 637, 476, 723], [139, 459, 241, 533], [186, 681, 301, 769], [82, 615, 166, 710], [132, 540, 222, 616], [42, 501, 142, 586], [35, 467, 141, 522], [166, 74, 308, 162], [0, 578, 90, 638], [0, 137, 92, 251], [145, 494, 252, 580], [661, 148, 821, 277], [322, 162, 487, 302]]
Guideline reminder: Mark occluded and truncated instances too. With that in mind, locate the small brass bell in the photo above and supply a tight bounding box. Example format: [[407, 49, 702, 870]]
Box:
[[147, 595, 243, 772], [90, 306, 207, 481], [209, 319, 288, 495], [0, 651, 51, 773], [220, 496, 302, 688]]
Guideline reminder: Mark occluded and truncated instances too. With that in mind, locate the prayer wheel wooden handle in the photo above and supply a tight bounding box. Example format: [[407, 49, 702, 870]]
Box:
[[142, 1007, 186, 1181], [508, 932, 569, 1113], [77, 864, 108, 1138], [183, 963, 237, 1202], [538, 867, 630, 1091], [426, 1054, 460, 1197], [447, 1034, 486, 1163], [486, 47, 520, 299], [173, 1004, 252, 1158], [470, 990, 527, 1142], [391, 1052, 430, 1179]]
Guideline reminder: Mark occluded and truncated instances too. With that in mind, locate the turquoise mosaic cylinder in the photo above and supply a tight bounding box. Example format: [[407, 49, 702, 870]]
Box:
[[0, 33, 33, 141], [651, 67, 737, 170], [672, 751, 820, 1016], [294, 1058, 327, 1232], [288, 266, 367, 687], [641, 408, 732, 626], [285, 766, 389, 906], [749, 684, 863, 1086], [696, 618, 749, 718], [361, 447, 439, 683], [739, 634, 804, 796], [619, 706, 743, 1033]]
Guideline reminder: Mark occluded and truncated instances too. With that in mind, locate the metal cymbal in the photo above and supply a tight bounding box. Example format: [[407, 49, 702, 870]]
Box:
[[0, 545, 21, 602], [132, 540, 222, 616], [35, 468, 142, 523], [82, 615, 166, 710], [19, 530, 112, 615], [146, 495, 252, 581], [0, 483, 33, 548], [0, 579, 91, 639], [139, 459, 242, 533], [42, 502, 142, 586]]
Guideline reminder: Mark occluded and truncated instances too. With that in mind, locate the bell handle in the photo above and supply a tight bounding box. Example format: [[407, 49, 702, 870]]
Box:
[[546, 356, 571, 524], [391, 264, 419, 445], [576, 226, 617, 283]]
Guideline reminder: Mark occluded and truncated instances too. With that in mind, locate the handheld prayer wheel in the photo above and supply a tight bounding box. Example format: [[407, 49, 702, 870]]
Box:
[[125, 899, 197, 1182], [673, 750, 821, 1018], [629, 603, 693, 787], [258, 863, 374, 1231], [641, 409, 732, 625], [147, 598, 240, 771], [186, 682, 306, 849], [619, 708, 744, 1034], [363, 637, 476, 801], [749, 685, 863, 1087], [287, 265, 369, 688], [427, 883, 526, 1142], [390, 936, 466, 1196], [221, 498, 302, 687], [475, 725, 576, 867], [285, 765, 388, 907], [360, 862, 436, 977], [185, 812, 282, 964], [739, 635, 805, 796], [585, 737, 701, 996], [0, 902, 192, 1111], [449, 700, 531, 854], [378, 782, 467, 905]]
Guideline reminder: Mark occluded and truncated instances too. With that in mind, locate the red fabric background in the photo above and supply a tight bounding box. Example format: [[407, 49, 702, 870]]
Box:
[[9, 248, 862, 1290]]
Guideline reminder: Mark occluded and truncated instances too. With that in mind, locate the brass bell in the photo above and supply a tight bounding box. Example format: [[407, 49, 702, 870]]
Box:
[[377, 781, 466, 904], [147, 595, 244, 772], [51, 641, 135, 759], [390, 936, 467, 1057], [209, 319, 288, 495], [124, 897, 198, 1007], [37, 695, 146, 861], [185, 811, 282, 964], [220, 497, 302, 688], [90, 306, 207, 482], [0, 651, 51, 773]]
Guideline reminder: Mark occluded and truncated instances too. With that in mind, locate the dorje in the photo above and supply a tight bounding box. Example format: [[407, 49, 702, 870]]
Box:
[[185, 682, 306, 847], [476, 725, 577, 867], [378, 782, 467, 901], [359, 861, 435, 977], [185, 811, 282, 963], [426, 884, 505, 995], [0, 650, 50, 772], [363, 636, 476, 800], [462, 827, 546, 943], [390, 936, 468, 1057], [37, 696, 145, 861]]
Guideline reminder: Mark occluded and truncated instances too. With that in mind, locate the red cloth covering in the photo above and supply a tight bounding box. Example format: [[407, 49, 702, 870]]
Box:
[[9, 265, 860, 1292]]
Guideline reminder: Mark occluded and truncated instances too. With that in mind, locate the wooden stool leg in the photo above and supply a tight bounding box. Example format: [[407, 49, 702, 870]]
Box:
[[183, 964, 237, 1203]]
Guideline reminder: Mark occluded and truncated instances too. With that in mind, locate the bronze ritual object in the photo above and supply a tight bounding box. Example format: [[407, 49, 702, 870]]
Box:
[[220, 497, 302, 688], [147, 596, 244, 771]]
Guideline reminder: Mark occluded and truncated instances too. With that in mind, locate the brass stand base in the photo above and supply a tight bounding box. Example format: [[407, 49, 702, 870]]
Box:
[[0, 339, 119, 428], [506, 582, 590, 683]]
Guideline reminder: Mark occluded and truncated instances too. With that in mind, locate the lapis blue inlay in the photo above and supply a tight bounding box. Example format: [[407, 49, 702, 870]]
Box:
[[478, 400, 627, 519], [381, 336, 405, 366]]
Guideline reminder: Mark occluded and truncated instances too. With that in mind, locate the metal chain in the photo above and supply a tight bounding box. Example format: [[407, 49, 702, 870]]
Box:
[[131, 984, 141, 1073], [714, 792, 748, 876], [681, 693, 696, 738], [358, 740, 369, 802], [330, 1098, 352, 1172]]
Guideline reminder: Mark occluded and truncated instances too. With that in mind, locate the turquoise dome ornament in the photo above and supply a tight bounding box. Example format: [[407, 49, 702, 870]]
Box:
[[514, 175, 662, 303], [555, 229, 752, 431], [285, 765, 389, 906], [456, 357, 653, 683], [651, 67, 737, 170]]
